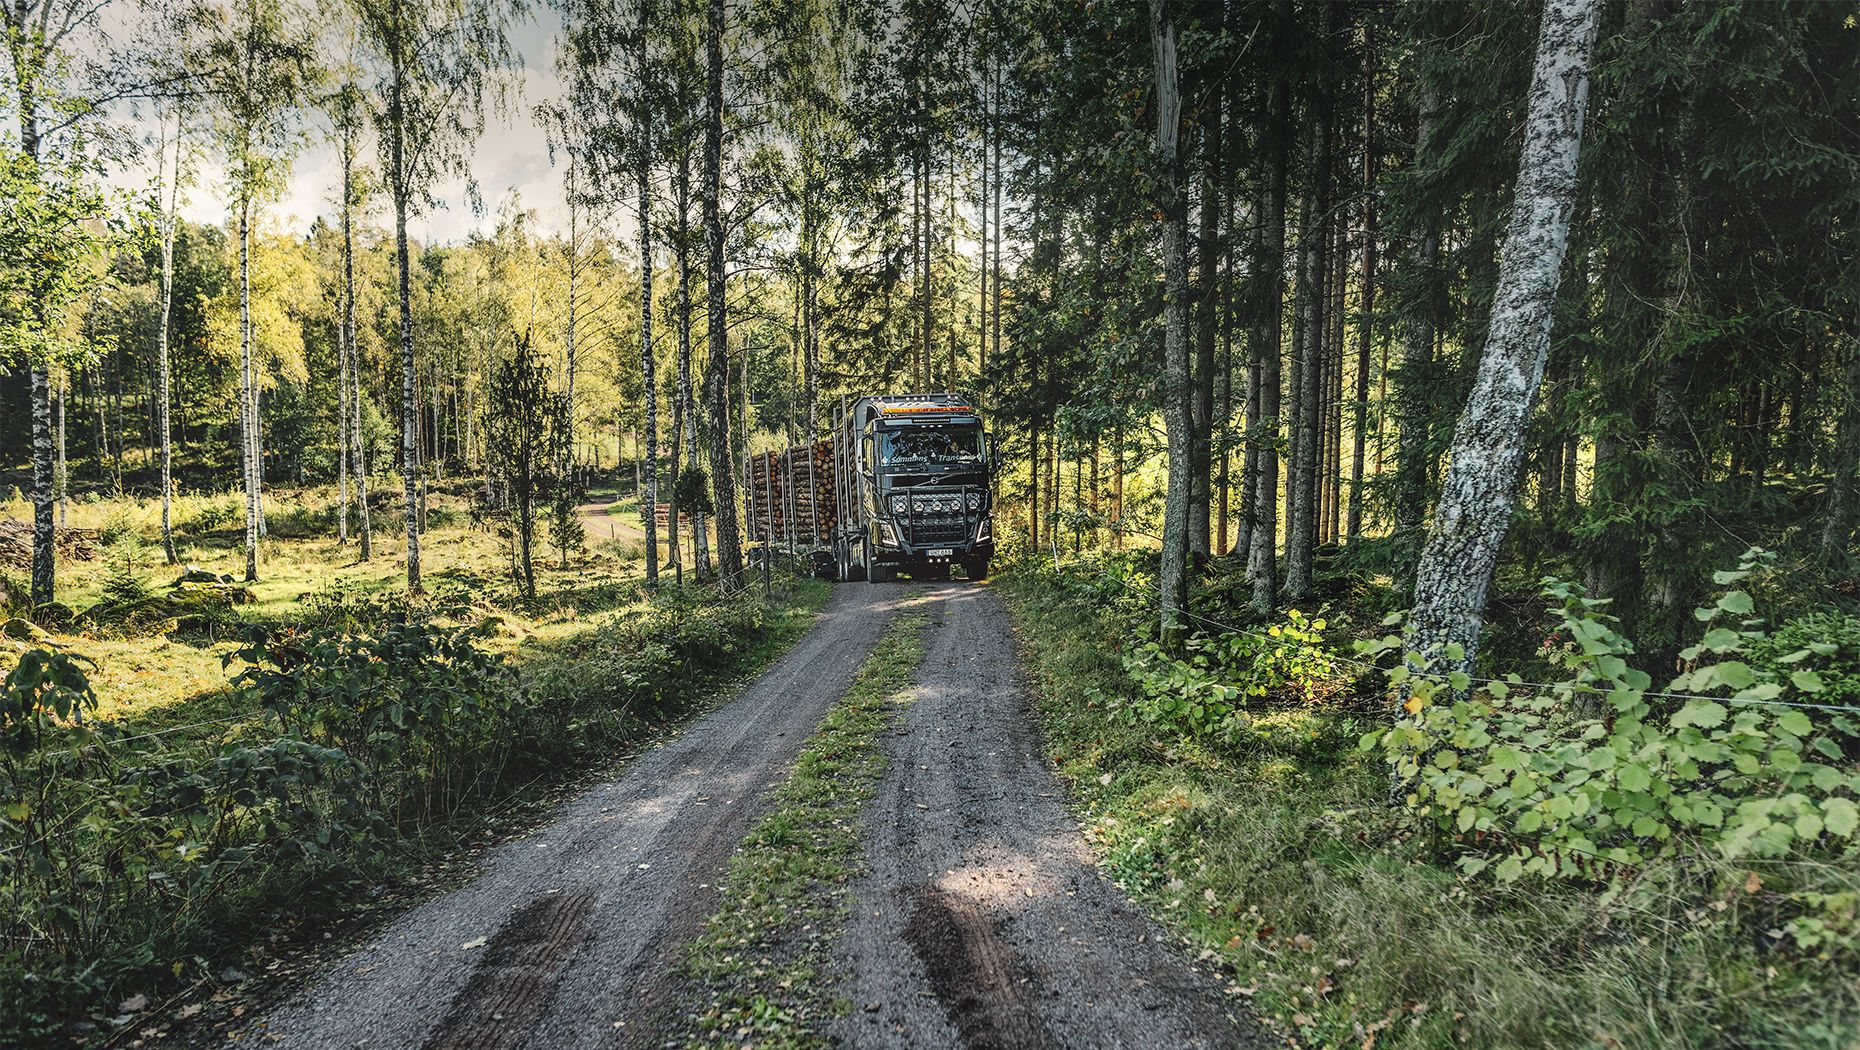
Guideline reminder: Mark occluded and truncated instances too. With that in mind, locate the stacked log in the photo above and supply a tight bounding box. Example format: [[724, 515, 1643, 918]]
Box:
[[0, 520, 100, 569], [784, 441, 836, 544], [746, 440, 836, 546]]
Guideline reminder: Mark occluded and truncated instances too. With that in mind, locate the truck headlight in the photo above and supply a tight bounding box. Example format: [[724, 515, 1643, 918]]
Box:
[[966, 492, 983, 511], [889, 494, 908, 515], [877, 521, 900, 547]]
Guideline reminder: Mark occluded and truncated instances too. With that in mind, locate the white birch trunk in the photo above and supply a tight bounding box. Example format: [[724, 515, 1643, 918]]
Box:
[[1406, 0, 1601, 675], [703, 0, 742, 590], [239, 197, 259, 581], [638, 0, 660, 586], [1149, 0, 1191, 638], [158, 107, 180, 564]]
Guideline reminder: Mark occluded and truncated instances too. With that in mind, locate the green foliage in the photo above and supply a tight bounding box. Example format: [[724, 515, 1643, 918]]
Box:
[[1001, 558, 1860, 1048], [1364, 550, 1860, 882], [672, 465, 714, 516], [1116, 609, 1339, 747], [229, 620, 518, 821], [1748, 612, 1860, 705], [483, 333, 572, 599]]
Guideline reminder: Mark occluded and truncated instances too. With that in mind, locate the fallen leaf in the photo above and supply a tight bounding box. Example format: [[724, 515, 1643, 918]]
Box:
[[1744, 871, 1763, 894], [1098, 772, 1113, 786], [460, 937, 487, 951], [119, 994, 149, 1013]]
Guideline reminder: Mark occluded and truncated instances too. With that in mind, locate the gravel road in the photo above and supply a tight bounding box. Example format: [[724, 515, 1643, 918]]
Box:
[[242, 583, 909, 1050], [238, 580, 1261, 1049], [829, 582, 1266, 1050]]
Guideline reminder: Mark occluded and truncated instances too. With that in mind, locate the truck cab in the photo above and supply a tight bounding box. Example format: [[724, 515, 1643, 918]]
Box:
[[836, 393, 995, 583]]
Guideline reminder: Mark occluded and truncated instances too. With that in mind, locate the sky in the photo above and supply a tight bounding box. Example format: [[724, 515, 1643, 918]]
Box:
[[109, 4, 575, 246]]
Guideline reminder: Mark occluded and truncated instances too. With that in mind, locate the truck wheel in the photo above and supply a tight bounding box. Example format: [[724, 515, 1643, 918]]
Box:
[[963, 558, 990, 581], [864, 539, 889, 583]]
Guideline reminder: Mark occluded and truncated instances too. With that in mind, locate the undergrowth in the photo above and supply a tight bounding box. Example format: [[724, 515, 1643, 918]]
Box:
[[682, 607, 929, 1049], [999, 555, 1860, 1050], [0, 574, 829, 1046]]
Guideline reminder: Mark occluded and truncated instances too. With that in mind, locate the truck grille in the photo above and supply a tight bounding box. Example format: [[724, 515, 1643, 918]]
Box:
[[906, 491, 974, 545]]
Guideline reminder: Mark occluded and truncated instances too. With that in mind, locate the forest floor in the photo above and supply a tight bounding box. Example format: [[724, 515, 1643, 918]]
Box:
[[1, 482, 653, 728], [186, 581, 1258, 1049]]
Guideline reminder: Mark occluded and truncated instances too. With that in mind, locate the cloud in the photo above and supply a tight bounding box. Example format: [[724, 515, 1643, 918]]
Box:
[[111, 4, 571, 246]]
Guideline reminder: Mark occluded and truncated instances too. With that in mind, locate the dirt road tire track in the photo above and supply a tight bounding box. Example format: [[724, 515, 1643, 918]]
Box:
[[830, 582, 1267, 1049], [239, 583, 910, 1050]]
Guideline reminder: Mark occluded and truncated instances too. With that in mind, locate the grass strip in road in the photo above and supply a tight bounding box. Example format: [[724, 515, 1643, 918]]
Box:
[[681, 606, 930, 1049]]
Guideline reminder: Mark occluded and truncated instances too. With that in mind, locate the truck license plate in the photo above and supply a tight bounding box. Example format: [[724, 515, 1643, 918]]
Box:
[[927, 548, 952, 558]]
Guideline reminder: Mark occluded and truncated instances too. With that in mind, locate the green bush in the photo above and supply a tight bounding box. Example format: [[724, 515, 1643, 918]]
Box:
[[1749, 611, 1860, 705], [230, 620, 520, 822], [1116, 609, 1340, 748], [1363, 549, 1860, 881]]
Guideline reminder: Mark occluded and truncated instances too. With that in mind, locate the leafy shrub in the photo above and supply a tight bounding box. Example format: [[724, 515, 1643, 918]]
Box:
[[1115, 610, 1341, 747], [171, 490, 245, 536], [1749, 612, 1860, 705], [1363, 549, 1860, 882], [230, 620, 520, 822]]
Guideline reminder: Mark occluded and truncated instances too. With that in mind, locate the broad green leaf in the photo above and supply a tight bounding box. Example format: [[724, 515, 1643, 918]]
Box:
[[1776, 710, 1814, 736], [1713, 661, 1757, 690], [1673, 700, 1727, 729], [1789, 670, 1825, 694], [1717, 591, 1755, 616], [1618, 763, 1653, 793], [1823, 798, 1858, 838]]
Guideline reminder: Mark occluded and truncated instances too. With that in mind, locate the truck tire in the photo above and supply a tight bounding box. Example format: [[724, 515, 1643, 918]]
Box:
[[864, 538, 890, 583], [963, 558, 990, 581]]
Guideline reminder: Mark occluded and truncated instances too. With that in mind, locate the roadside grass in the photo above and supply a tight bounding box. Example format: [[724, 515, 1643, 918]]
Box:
[[681, 605, 931, 1049], [998, 562, 1860, 1050], [0, 485, 831, 1045]]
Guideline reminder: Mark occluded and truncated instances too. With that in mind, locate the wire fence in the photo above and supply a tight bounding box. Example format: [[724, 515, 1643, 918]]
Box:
[[1052, 550, 1857, 715]]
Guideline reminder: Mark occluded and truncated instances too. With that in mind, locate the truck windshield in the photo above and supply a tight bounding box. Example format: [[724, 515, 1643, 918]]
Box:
[[880, 427, 982, 467]]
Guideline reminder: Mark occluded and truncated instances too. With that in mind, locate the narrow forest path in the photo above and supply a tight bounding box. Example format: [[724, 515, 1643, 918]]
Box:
[[827, 583, 1261, 1049], [574, 498, 645, 547], [576, 497, 693, 567], [226, 582, 1260, 1049]]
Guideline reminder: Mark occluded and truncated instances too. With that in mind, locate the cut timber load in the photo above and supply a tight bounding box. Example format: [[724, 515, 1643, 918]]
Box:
[[748, 441, 836, 546]]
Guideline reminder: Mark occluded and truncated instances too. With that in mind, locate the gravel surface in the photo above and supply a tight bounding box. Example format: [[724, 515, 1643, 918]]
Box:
[[829, 582, 1267, 1050], [241, 583, 909, 1050]]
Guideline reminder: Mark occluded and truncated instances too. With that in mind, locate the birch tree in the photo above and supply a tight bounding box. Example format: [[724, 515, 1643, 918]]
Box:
[[701, 0, 743, 590], [152, 100, 191, 565], [1, 0, 121, 606], [1149, 0, 1190, 637], [197, 0, 314, 583], [329, 74, 372, 557], [346, 0, 522, 594], [1405, 0, 1601, 675]]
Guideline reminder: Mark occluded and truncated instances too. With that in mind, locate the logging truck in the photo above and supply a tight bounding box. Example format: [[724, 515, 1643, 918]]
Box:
[[744, 393, 996, 583]]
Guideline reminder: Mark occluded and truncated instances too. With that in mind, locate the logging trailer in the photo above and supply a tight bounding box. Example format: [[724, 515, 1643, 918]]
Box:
[[744, 393, 996, 583]]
